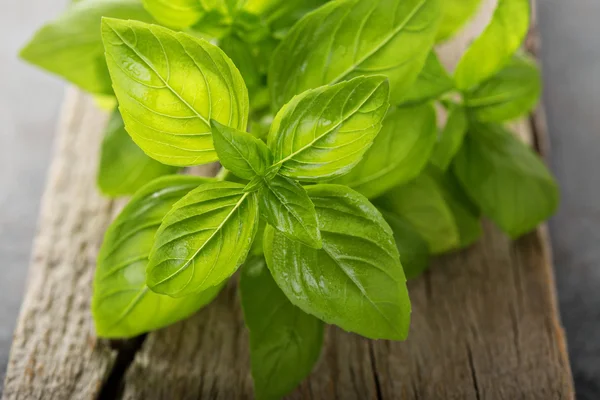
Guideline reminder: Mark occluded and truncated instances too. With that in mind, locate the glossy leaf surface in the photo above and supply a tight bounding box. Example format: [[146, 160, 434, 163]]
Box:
[[333, 103, 437, 199], [453, 123, 558, 238], [465, 55, 541, 122], [147, 182, 259, 297], [258, 174, 321, 248], [268, 76, 390, 182], [381, 211, 430, 280], [211, 120, 273, 180], [430, 105, 468, 170], [102, 18, 249, 166], [436, 0, 481, 42], [264, 184, 410, 340], [454, 0, 530, 90], [98, 110, 178, 197], [269, 0, 441, 107], [241, 256, 324, 400], [20, 0, 153, 95], [398, 51, 454, 105], [93, 175, 221, 338]]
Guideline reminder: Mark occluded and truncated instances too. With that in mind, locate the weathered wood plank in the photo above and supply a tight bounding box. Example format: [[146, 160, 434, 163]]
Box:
[[2, 90, 116, 400], [3, 0, 573, 398]]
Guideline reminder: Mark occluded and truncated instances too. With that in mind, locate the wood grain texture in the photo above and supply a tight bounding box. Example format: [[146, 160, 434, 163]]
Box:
[[2, 90, 116, 400], [3, 0, 574, 398]]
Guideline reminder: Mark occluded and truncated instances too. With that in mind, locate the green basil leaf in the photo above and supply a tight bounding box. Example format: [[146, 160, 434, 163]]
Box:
[[436, 0, 481, 42], [464, 55, 541, 122], [98, 109, 178, 197], [332, 103, 437, 199], [454, 0, 530, 90], [240, 256, 324, 400], [142, 0, 204, 29], [211, 120, 273, 180], [214, 0, 245, 15], [380, 211, 430, 280], [244, 175, 266, 193], [426, 166, 482, 248], [243, 0, 328, 38], [147, 181, 259, 296], [102, 18, 249, 167], [376, 174, 460, 254], [144, 0, 243, 30], [264, 184, 410, 340], [92, 175, 221, 338], [218, 35, 264, 100], [250, 219, 267, 256], [430, 105, 468, 170], [229, 11, 273, 44], [94, 94, 118, 111], [268, 76, 390, 182], [20, 0, 153, 95], [269, 0, 441, 108], [258, 174, 322, 248], [397, 51, 454, 105], [253, 35, 279, 75], [453, 123, 559, 238]]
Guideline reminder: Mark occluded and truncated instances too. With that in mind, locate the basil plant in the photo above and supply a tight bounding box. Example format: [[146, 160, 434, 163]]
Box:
[[22, 0, 556, 397]]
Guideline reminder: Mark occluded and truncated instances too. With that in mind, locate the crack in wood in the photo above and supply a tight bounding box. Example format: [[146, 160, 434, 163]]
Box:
[[466, 346, 482, 400], [368, 342, 383, 400], [98, 336, 146, 400]]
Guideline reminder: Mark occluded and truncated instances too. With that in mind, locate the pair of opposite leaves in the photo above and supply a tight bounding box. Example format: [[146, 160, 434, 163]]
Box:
[[95, 0, 440, 340], [96, 19, 410, 340], [97, 0, 544, 322], [94, 176, 410, 339], [101, 0, 444, 167], [99, 0, 531, 172], [141, 70, 391, 292], [95, 0, 548, 318], [19, 0, 509, 98], [23, 0, 533, 197]]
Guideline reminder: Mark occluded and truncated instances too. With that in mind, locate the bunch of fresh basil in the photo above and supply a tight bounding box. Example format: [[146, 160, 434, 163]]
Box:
[[22, 0, 556, 398]]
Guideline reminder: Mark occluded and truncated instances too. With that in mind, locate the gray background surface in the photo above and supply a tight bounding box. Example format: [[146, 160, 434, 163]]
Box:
[[0, 0, 598, 398], [539, 1, 600, 398], [0, 0, 68, 386]]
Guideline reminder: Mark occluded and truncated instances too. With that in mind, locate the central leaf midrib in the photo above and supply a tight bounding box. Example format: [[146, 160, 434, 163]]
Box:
[[330, 0, 428, 85], [151, 191, 249, 288], [223, 130, 263, 175], [273, 82, 381, 167], [105, 286, 149, 332], [108, 24, 211, 127], [267, 179, 315, 243], [349, 135, 423, 187], [321, 243, 402, 337]]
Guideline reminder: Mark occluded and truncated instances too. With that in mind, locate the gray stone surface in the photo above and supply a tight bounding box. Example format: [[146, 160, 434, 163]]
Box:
[[0, 0, 598, 398]]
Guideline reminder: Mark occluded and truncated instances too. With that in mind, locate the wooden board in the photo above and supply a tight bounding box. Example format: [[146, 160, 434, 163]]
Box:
[[2, 91, 116, 400], [2, 1, 574, 399]]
